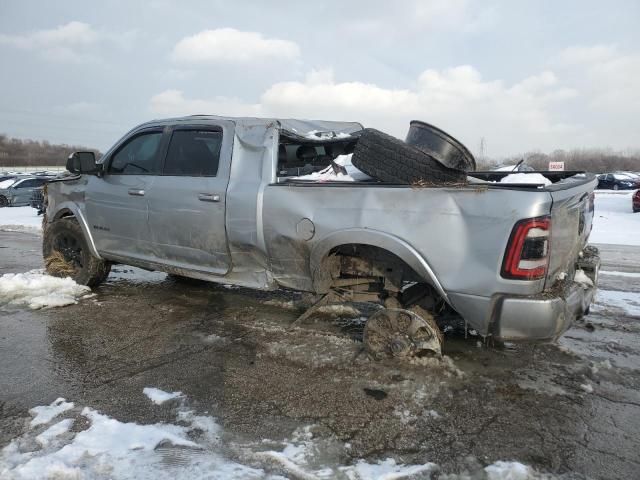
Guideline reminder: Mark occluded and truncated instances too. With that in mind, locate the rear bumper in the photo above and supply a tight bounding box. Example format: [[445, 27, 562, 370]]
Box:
[[493, 281, 596, 340], [449, 248, 600, 341]]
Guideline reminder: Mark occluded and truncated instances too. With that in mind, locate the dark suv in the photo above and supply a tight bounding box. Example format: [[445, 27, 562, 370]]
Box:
[[597, 173, 640, 190]]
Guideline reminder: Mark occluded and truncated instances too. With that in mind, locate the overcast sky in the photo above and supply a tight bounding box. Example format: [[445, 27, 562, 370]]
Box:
[[1, 0, 639, 157]]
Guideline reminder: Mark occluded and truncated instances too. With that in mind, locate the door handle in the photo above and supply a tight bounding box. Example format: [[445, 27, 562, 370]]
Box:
[[128, 189, 145, 196], [198, 193, 221, 202]]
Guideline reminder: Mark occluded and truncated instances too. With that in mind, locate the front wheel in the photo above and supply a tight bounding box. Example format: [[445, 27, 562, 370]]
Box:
[[43, 218, 110, 287], [0, 195, 8, 207]]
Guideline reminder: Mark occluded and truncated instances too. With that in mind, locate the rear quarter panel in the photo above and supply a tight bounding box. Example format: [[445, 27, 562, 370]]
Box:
[[261, 183, 553, 297]]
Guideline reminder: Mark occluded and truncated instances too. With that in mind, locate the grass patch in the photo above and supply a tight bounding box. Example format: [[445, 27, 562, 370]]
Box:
[[45, 251, 76, 277]]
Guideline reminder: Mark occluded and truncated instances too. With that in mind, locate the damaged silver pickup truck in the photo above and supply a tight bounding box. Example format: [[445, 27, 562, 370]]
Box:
[[43, 115, 600, 359]]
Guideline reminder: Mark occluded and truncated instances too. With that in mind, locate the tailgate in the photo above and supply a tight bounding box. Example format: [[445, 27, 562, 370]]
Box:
[[545, 174, 597, 288]]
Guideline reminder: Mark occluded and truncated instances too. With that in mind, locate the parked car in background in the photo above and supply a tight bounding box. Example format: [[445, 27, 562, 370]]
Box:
[[633, 190, 640, 213], [0, 176, 50, 207], [597, 173, 640, 190]]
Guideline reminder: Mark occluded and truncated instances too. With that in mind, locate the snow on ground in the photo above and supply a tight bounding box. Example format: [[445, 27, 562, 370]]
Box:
[[35, 419, 74, 447], [590, 191, 639, 246], [142, 387, 183, 405], [29, 398, 74, 427], [600, 270, 640, 278], [1, 391, 544, 480], [0, 206, 42, 233], [593, 289, 640, 317], [0, 270, 91, 310]]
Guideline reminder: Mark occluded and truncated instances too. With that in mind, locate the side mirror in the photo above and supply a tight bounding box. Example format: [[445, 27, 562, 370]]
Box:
[[66, 151, 102, 175]]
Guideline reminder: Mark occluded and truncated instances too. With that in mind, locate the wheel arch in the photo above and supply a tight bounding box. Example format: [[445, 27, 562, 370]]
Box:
[[47, 202, 101, 259], [309, 228, 449, 303]]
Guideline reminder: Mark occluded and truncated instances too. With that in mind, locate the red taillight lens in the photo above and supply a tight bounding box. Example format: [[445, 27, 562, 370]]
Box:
[[501, 216, 551, 280]]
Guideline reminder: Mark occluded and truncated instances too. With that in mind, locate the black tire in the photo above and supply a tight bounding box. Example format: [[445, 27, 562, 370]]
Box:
[[43, 218, 110, 287], [351, 128, 467, 185], [0, 195, 8, 207]]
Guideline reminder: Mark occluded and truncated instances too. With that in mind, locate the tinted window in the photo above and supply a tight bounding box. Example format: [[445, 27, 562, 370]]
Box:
[[109, 131, 163, 174], [163, 130, 222, 176]]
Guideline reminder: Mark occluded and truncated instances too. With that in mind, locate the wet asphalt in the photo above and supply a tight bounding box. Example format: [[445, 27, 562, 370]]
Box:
[[1, 230, 639, 479]]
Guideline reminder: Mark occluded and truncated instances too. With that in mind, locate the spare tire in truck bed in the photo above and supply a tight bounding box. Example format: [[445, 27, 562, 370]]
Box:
[[351, 128, 467, 185]]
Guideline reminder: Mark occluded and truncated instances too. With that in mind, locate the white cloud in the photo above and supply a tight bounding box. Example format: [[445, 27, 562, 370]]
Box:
[[149, 89, 261, 117], [150, 65, 581, 155], [555, 45, 618, 65], [0, 21, 135, 63], [0, 21, 97, 49], [556, 44, 640, 113], [171, 28, 300, 64]]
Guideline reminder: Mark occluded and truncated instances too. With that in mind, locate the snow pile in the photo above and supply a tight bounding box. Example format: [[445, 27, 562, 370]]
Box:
[[293, 154, 373, 182], [35, 419, 74, 447], [0, 270, 91, 310], [500, 173, 552, 186], [29, 398, 74, 427], [484, 461, 533, 480], [590, 191, 640, 246], [573, 269, 593, 289], [1, 390, 548, 480], [0, 206, 42, 233], [143, 387, 183, 405], [341, 458, 436, 478]]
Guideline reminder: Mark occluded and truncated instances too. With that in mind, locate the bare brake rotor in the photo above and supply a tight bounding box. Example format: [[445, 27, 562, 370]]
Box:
[[363, 307, 442, 360]]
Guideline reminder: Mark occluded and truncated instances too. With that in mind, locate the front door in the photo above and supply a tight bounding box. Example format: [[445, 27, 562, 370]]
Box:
[[85, 128, 166, 261], [145, 123, 233, 274]]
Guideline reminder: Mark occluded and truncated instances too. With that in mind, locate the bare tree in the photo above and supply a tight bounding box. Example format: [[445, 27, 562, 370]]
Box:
[[0, 134, 101, 168]]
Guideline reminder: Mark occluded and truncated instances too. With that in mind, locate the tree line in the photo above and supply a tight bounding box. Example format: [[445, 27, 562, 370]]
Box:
[[0, 134, 101, 168], [478, 148, 640, 172], [1, 132, 639, 173]]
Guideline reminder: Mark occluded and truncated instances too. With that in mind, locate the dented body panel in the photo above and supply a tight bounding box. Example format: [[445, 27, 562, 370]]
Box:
[[46, 115, 599, 340]]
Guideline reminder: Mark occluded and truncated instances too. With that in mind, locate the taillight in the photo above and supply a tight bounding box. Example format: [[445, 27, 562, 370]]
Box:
[[501, 216, 551, 280]]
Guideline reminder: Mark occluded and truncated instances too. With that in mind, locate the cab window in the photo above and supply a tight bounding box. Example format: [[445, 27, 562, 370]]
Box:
[[163, 129, 222, 177], [109, 131, 163, 175]]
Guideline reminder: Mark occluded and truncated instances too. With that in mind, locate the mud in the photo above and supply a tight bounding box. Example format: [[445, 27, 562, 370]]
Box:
[[1, 231, 639, 479]]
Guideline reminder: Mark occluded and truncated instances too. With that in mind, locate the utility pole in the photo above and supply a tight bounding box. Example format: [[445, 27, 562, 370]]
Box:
[[479, 137, 486, 160]]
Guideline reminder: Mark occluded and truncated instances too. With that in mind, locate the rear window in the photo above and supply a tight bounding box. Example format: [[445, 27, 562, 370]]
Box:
[[276, 140, 357, 177], [163, 130, 222, 177]]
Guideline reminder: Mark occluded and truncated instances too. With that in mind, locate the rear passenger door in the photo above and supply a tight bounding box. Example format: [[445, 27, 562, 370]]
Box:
[[146, 122, 234, 275]]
